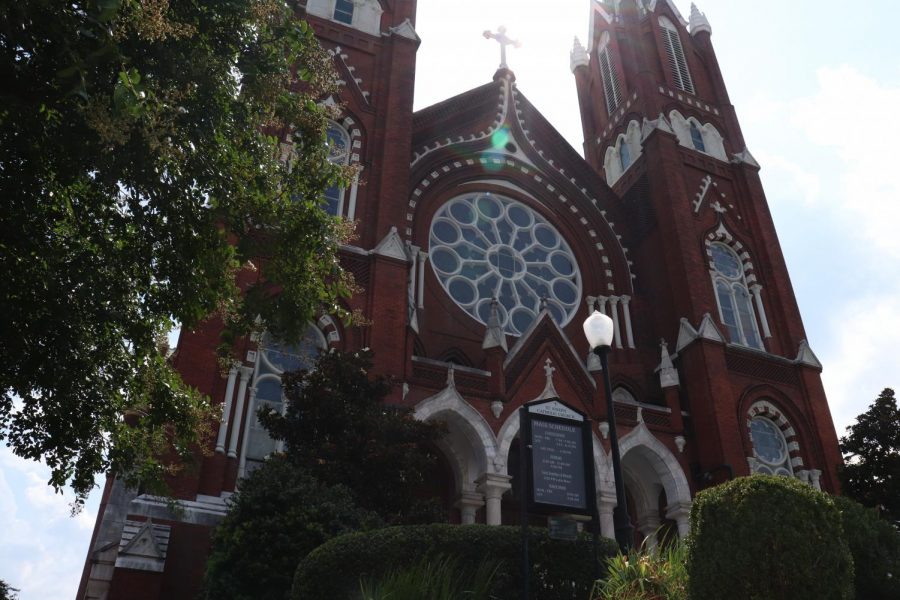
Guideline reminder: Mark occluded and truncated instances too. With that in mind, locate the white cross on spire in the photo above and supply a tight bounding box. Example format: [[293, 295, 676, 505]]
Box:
[[483, 25, 521, 70]]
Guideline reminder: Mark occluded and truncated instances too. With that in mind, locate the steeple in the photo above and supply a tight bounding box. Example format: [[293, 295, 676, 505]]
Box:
[[688, 3, 711, 36], [574, 0, 746, 183]]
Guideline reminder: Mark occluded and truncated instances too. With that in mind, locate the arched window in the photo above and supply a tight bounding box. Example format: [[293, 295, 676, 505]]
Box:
[[333, 0, 354, 24], [324, 121, 350, 216], [710, 243, 762, 349], [749, 417, 793, 476], [619, 139, 631, 171], [659, 17, 694, 94], [689, 122, 705, 152], [597, 35, 623, 116], [244, 323, 327, 474]]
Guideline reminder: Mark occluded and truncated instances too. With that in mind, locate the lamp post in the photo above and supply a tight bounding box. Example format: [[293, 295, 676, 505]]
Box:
[[583, 310, 633, 553]]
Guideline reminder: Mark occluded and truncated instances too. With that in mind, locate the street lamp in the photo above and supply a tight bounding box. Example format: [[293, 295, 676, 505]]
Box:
[[583, 310, 633, 553]]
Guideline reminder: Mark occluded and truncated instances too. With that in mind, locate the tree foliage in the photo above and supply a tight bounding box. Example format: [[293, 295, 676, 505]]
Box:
[[832, 495, 900, 600], [204, 455, 381, 600], [205, 350, 447, 600], [687, 475, 853, 600], [260, 349, 447, 521], [0, 0, 353, 505], [839, 388, 900, 524], [0, 580, 18, 600]]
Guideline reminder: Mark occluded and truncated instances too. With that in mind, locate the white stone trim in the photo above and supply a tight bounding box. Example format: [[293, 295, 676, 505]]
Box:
[[415, 384, 500, 490], [618, 422, 693, 518]]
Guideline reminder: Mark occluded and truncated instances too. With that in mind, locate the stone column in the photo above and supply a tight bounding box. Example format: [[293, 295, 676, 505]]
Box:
[[620, 295, 635, 348], [665, 501, 692, 539], [476, 473, 512, 526], [455, 491, 486, 525], [237, 386, 258, 479], [215, 364, 239, 454], [227, 366, 254, 458], [636, 513, 662, 550], [598, 492, 617, 540], [609, 296, 623, 348], [749, 284, 772, 338], [809, 469, 822, 490]]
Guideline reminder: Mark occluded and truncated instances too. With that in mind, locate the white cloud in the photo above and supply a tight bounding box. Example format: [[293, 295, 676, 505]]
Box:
[[790, 66, 900, 259], [754, 149, 822, 206], [820, 292, 900, 435], [0, 447, 100, 600]]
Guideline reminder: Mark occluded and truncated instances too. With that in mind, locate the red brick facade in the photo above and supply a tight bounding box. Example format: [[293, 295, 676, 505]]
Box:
[[78, 1, 842, 598]]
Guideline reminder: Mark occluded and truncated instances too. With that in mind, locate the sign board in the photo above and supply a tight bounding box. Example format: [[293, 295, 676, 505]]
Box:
[[547, 516, 579, 541], [521, 398, 597, 517]]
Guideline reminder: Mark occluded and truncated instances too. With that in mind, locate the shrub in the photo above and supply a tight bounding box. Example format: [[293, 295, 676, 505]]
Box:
[[687, 475, 853, 600], [592, 541, 688, 600], [293, 523, 618, 600], [203, 455, 381, 600], [832, 495, 900, 600], [358, 554, 499, 600]]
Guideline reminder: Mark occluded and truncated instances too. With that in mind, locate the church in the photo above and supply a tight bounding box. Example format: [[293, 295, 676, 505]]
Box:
[[78, 1, 844, 598]]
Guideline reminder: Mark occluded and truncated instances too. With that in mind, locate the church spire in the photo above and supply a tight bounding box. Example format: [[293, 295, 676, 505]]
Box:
[[689, 3, 712, 36]]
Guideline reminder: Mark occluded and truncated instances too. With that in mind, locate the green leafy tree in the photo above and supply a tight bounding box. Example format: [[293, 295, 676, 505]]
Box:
[[261, 349, 447, 522], [0, 580, 18, 600], [204, 455, 381, 600], [839, 388, 900, 523], [832, 495, 900, 600], [0, 0, 353, 506], [205, 350, 446, 600]]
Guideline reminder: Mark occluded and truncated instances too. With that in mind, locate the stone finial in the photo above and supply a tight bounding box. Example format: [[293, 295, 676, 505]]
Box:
[[537, 358, 560, 400], [482, 298, 508, 352], [689, 3, 711, 36], [570, 36, 589, 72], [658, 339, 680, 388], [446, 364, 456, 388]]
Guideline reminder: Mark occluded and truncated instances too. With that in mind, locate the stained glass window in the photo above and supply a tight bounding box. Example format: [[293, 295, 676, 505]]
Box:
[[429, 193, 582, 336]]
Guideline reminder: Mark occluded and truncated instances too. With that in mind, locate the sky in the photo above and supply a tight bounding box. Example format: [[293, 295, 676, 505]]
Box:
[[3, 1, 900, 598]]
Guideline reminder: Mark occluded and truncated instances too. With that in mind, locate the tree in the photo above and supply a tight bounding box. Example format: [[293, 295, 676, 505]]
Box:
[[204, 350, 447, 600], [203, 455, 381, 600], [0, 0, 353, 506], [260, 349, 448, 521], [0, 580, 18, 600], [839, 388, 900, 524]]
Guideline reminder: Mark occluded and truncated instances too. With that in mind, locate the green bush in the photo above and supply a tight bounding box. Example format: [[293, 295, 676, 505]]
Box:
[[832, 495, 900, 600], [359, 554, 499, 600], [687, 475, 853, 600], [293, 523, 618, 600]]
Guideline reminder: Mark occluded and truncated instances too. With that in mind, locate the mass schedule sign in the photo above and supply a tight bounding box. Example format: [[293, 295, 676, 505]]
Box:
[[522, 398, 597, 517], [530, 418, 587, 509]]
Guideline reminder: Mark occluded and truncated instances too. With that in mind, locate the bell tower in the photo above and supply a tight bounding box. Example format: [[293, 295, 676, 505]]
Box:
[[572, 0, 843, 491]]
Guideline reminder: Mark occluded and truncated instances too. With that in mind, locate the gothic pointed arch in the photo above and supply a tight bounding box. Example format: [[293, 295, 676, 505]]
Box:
[[737, 385, 816, 483], [414, 381, 500, 491], [618, 422, 692, 515], [703, 222, 771, 348], [667, 110, 727, 160]]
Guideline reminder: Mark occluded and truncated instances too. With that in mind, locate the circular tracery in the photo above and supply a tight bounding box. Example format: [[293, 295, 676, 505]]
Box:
[[429, 192, 582, 336], [749, 417, 792, 476]]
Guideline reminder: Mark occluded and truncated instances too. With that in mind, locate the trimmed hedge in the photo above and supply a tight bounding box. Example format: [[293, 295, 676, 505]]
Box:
[[832, 495, 900, 600], [293, 523, 618, 600], [687, 475, 853, 600]]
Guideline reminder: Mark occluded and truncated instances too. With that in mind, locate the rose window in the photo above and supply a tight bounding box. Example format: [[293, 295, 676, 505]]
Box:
[[429, 192, 582, 335], [749, 417, 793, 476]]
